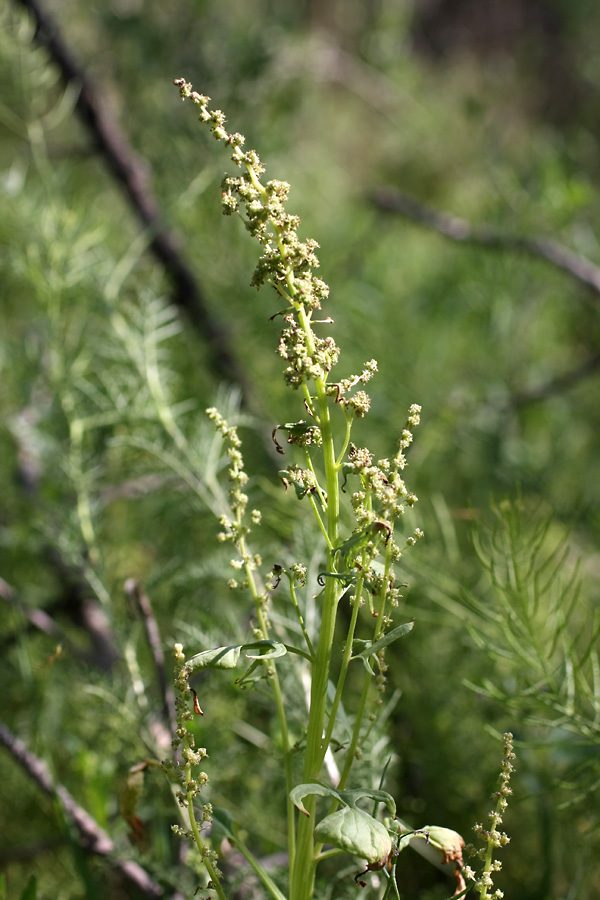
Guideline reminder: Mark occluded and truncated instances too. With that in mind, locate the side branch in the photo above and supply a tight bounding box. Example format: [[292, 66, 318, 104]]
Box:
[[125, 578, 176, 737], [13, 0, 250, 399], [0, 721, 164, 898], [372, 188, 600, 297]]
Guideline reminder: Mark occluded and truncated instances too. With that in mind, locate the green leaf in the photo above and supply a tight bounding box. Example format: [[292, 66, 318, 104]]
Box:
[[290, 782, 340, 816], [185, 645, 242, 672], [315, 807, 392, 866], [185, 641, 287, 675], [336, 788, 396, 818], [242, 641, 287, 660], [352, 621, 414, 673], [272, 421, 320, 453], [289, 783, 396, 818], [19, 876, 37, 900], [211, 807, 236, 844], [334, 522, 391, 570]]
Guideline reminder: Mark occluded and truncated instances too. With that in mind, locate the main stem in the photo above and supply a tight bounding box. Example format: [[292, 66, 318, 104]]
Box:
[[290, 350, 340, 900], [244, 162, 343, 900]]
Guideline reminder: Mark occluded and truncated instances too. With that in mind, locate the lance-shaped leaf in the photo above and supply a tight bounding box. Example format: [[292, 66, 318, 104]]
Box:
[[185, 645, 242, 673], [243, 641, 287, 660], [211, 807, 236, 845], [352, 621, 414, 674], [184, 641, 287, 676]]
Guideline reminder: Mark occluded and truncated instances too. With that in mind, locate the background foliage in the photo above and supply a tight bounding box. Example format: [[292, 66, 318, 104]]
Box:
[[2, 0, 600, 897]]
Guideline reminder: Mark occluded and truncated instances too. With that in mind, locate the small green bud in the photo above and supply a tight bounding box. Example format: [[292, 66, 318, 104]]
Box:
[[418, 826, 465, 865]]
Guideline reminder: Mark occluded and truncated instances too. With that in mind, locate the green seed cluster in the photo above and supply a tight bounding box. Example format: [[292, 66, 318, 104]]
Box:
[[464, 732, 516, 899], [163, 644, 214, 851]]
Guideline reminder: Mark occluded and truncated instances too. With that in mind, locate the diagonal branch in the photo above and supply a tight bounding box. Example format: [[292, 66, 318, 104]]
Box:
[[0, 721, 164, 898], [13, 0, 250, 401], [509, 350, 600, 407], [372, 187, 600, 406], [125, 578, 176, 743], [372, 188, 600, 297]]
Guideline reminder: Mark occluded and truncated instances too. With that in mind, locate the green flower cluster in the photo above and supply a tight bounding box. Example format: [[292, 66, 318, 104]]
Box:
[[464, 732, 516, 899]]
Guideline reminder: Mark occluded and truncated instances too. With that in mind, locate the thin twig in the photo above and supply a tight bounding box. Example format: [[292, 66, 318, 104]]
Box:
[[125, 578, 176, 735], [372, 188, 600, 296], [0, 721, 164, 898], [0, 574, 120, 671], [12, 0, 251, 401]]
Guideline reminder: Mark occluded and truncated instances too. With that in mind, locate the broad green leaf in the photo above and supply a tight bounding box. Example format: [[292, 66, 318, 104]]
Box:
[[336, 788, 396, 818], [314, 807, 392, 866], [289, 783, 396, 818], [290, 782, 341, 816]]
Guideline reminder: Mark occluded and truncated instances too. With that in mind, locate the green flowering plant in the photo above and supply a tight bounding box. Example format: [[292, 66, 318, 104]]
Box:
[[163, 78, 513, 900]]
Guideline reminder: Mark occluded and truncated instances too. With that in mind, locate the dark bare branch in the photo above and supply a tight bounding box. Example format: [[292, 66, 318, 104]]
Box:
[[12, 0, 251, 401], [372, 188, 600, 296], [125, 579, 176, 738], [0, 721, 164, 898], [372, 187, 600, 407], [509, 350, 600, 408]]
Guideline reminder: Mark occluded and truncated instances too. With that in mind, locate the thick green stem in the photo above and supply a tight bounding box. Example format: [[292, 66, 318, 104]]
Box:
[[290, 366, 340, 900], [240, 540, 296, 873], [319, 578, 364, 768]]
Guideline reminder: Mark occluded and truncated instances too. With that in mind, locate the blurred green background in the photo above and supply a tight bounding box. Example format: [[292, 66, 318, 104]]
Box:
[[2, 1, 600, 898]]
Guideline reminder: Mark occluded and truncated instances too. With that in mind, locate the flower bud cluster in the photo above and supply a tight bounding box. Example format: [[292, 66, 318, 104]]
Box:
[[329, 360, 378, 417], [277, 314, 340, 389], [345, 403, 422, 535], [466, 733, 515, 899], [175, 78, 338, 390], [163, 645, 211, 832], [206, 407, 263, 591]]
